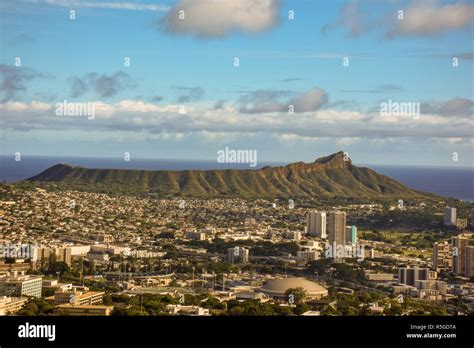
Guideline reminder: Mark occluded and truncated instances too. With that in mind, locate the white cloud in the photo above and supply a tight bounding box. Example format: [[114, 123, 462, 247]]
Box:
[[160, 0, 280, 38], [324, 0, 474, 39], [24, 0, 169, 11], [388, 1, 474, 37], [1, 99, 473, 142]]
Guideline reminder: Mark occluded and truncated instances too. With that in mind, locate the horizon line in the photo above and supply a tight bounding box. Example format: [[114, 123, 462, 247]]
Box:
[[0, 153, 472, 170]]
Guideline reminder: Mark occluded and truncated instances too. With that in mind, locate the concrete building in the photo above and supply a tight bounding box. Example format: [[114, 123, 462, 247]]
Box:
[[227, 246, 249, 264], [444, 207, 457, 226], [365, 272, 395, 281], [165, 304, 210, 316], [32, 246, 72, 267], [433, 241, 452, 272], [284, 231, 302, 241], [69, 245, 91, 256], [307, 211, 326, 238], [54, 290, 104, 305], [54, 304, 113, 316], [297, 250, 320, 263], [452, 235, 469, 275], [456, 219, 468, 229], [0, 296, 28, 315], [0, 274, 42, 298], [346, 225, 357, 245], [42, 279, 73, 292], [185, 231, 206, 241], [55, 247, 72, 266], [328, 211, 346, 262], [465, 246, 474, 278], [398, 267, 436, 286], [415, 280, 448, 295], [260, 277, 328, 301]]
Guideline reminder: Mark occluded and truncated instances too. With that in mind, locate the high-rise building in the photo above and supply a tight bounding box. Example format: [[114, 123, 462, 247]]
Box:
[[307, 211, 326, 238], [328, 211, 346, 262], [452, 236, 469, 275], [433, 241, 452, 272], [444, 207, 457, 226], [465, 246, 474, 278], [345, 225, 357, 245], [398, 267, 436, 286], [227, 247, 249, 264], [55, 247, 72, 267]]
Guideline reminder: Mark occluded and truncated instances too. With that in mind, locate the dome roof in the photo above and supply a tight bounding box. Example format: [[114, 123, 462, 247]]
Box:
[[260, 277, 328, 296]]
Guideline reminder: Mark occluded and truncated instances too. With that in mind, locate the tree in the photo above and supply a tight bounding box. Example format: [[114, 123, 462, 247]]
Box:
[[285, 287, 307, 305]]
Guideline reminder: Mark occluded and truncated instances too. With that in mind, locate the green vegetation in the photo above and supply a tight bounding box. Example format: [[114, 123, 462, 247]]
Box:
[[25, 152, 434, 199]]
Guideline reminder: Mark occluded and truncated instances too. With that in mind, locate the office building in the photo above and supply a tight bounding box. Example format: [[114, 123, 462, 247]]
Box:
[[465, 246, 474, 277], [328, 211, 346, 262], [346, 225, 357, 245], [452, 236, 469, 275], [415, 280, 448, 295], [433, 241, 452, 272], [456, 219, 468, 229], [54, 304, 113, 316], [227, 247, 249, 264], [54, 290, 104, 305], [398, 267, 436, 286], [284, 231, 301, 241], [444, 207, 457, 226], [297, 250, 320, 263], [185, 231, 206, 241], [307, 211, 326, 238], [0, 296, 28, 315], [0, 274, 42, 298]]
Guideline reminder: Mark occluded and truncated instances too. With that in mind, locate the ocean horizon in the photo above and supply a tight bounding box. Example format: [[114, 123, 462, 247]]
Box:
[[1, 154, 473, 201]]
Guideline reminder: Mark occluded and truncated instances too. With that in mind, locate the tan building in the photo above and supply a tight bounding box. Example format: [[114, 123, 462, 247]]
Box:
[[0, 296, 28, 315], [433, 241, 452, 272], [465, 246, 474, 278], [456, 219, 468, 229], [365, 272, 395, 281], [307, 211, 326, 238], [54, 290, 104, 305], [452, 236, 469, 275], [54, 304, 113, 316]]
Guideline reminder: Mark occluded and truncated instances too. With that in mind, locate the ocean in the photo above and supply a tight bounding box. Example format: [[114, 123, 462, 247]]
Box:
[[1, 155, 473, 201]]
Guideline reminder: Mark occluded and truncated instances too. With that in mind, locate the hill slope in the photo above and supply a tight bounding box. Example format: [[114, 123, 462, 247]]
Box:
[[26, 152, 432, 198]]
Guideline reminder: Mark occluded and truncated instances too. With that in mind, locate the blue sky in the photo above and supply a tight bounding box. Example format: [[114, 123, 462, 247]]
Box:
[[0, 0, 473, 167]]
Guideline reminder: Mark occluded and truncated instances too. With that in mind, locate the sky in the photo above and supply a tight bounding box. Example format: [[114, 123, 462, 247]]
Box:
[[0, 0, 473, 167]]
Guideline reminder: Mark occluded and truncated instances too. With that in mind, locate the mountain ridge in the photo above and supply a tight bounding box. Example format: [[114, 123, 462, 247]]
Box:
[[26, 151, 434, 198]]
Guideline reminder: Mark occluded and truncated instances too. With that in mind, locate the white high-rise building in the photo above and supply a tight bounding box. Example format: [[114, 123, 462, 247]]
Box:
[[307, 211, 326, 238], [444, 207, 457, 226]]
